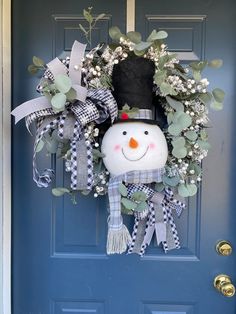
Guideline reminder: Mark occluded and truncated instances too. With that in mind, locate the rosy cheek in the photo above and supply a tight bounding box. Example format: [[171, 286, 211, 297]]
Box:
[[114, 144, 121, 151], [149, 143, 156, 149]]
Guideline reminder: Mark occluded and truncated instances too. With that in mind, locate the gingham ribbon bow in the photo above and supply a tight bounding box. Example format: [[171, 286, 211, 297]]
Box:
[[11, 41, 118, 189]]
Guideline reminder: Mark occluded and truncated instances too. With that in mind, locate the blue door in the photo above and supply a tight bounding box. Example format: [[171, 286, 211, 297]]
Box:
[[12, 0, 236, 313]]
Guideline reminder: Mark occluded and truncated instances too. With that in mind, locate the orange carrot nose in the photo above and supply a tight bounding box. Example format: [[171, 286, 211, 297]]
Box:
[[129, 137, 139, 149]]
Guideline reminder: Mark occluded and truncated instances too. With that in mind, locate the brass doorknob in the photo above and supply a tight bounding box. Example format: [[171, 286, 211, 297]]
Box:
[[216, 241, 233, 256], [214, 274, 236, 297]]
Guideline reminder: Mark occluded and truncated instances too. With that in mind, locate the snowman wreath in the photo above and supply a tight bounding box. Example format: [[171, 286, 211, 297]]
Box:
[[12, 24, 224, 255]]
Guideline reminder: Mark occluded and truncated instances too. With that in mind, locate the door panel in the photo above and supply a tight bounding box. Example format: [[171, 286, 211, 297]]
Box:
[[12, 0, 236, 313]]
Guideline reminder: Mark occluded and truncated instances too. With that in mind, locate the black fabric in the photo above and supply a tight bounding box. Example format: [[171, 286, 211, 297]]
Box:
[[112, 56, 155, 110]]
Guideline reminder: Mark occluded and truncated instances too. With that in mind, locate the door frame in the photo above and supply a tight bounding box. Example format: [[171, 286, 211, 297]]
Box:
[[0, 1, 135, 313], [0, 0, 11, 313]]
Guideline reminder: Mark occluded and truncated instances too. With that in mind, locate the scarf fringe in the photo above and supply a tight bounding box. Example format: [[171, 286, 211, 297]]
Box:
[[107, 224, 131, 254]]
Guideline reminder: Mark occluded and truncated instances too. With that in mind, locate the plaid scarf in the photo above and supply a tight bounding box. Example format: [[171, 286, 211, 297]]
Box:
[[107, 169, 165, 254]]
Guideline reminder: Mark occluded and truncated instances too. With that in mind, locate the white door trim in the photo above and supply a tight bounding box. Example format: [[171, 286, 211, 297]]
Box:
[[0, 0, 11, 313]]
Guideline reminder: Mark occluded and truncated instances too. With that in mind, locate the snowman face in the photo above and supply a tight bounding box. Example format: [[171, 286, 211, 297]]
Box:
[[101, 121, 168, 176]]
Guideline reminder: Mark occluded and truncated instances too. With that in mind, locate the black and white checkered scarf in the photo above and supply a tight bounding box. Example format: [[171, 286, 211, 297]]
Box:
[[107, 169, 185, 255]]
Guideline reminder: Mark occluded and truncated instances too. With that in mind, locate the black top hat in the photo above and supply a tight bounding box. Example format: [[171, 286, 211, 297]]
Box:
[[112, 56, 167, 127]]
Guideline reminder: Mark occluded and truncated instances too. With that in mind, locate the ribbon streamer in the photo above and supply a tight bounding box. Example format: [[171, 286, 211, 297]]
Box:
[[11, 41, 88, 124]]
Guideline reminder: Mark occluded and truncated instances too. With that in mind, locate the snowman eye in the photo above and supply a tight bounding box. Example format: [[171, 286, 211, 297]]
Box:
[[144, 131, 149, 135], [122, 131, 127, 135]]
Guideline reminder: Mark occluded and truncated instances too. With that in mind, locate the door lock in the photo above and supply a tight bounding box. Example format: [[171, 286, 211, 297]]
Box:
[[214, 274, 235, 297], [216, 241, 233, 256]]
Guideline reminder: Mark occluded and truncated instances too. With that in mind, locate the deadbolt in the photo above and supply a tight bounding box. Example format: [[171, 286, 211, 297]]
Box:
[[214, 274, 235, 297], [216, 240, 232, 256]]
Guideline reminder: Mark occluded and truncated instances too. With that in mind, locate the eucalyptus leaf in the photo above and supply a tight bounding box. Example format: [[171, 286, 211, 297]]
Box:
[[45, 138, 58, 154], [208, 59, 223, 68], [83, 9, 93, 23], [173, 111, 192, 129], [92, 149, 105, 158], [51, 93, 66, 113], [119, 183, 128, 197], [121, 197, 137, 210], [54, 75, 72, 93], [134, 41, 152, 51], [154, 70, 167, 86], [167, 112, 174, 124], [212, 88, 225, 103], [172, 136, 185, 147], [109, 26, 123, 41], [127, 31, 142, 44], [52, 187, 70, 197], [79, 23, 87, 34], [168, 124, 182, 136], [66, 88, 77, 101], [133, 49, 146, 56], [155, 182, 165, 192], [178, 184, 189, 197], [166, 96, 184, 111], [36, 139, 45, 153], [163, 175, 180, 187], [160, 82, 178, 96], [32, 56, 44, 67], [186, 184, 197, 196], [189, 61, 207, 72], [28, 64, 39, 74], [197, 140, 211, 150], [95, 13, 106, 22], [200, 129, 208, 141], [147, 29, 168, 41], [199, 92, 212, 105], [210, 101, 223, 110], [136, 201, 148, 212], [172, 146, 187, 159], [185, 131, 198, 141], [131, 191, 147, 202], [193, 70, 201, 81], [121, 204, 133, 215]]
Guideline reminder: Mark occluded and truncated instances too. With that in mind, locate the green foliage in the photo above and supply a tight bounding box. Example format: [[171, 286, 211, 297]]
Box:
[[134, 41, 152, 51], [154, 70, 167, 86], [35, 139, 45, 153], [136, 201, 148, 212], [160, 82, 178, 96], [109, 26, 124, 42], [199, 92, 212, 105], [166, 96, 184, 112], [208, 59, 223, 68], [189, 60, 208, 72], [119, 183, 128, 197], [28, 56, 45, 74], [185, 130, 198, 141], [171, 136, 187, 158], [121, 197, 137, 210], [52, 187, 70, 197], [178, 183, 197, 197], [79, 7, 106, 46], [163, 175, 180, 187], [127, 31, 142, 44], [54, 75, 72, 93], [168, 112, 192, 136], [147, 30, 168, 41], [51, 93, 67, 113], [132, 191, 147, 202], [155, 182, 165, 192], [212, 88, 225, 103]]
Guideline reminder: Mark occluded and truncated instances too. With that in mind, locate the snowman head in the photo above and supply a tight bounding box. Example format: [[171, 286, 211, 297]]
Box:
[[101, 121, 168, 176]]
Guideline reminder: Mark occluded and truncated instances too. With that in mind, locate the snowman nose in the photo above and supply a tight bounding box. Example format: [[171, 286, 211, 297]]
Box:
[[129, 137, 139, 149]]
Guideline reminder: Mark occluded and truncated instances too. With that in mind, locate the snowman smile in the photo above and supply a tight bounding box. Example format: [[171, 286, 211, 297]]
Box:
[[121, 146, 149, 161]]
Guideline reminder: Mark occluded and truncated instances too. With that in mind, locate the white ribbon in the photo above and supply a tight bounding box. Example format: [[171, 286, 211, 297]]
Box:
[[11, 40, 87, 124]]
